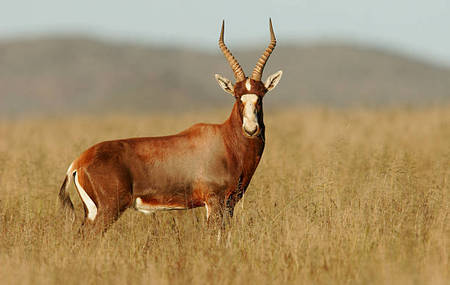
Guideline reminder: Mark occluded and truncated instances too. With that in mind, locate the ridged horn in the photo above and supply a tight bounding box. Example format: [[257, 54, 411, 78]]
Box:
[[251, 18, 277, 81], [219, 20, 245, 82]]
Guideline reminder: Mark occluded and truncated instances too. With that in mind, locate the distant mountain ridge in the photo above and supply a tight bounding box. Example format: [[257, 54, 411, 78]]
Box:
[[0, 37, 449, 116]]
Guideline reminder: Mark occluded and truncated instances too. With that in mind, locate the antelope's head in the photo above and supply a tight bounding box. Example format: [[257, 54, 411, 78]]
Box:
[[215, 19, 283, 138]]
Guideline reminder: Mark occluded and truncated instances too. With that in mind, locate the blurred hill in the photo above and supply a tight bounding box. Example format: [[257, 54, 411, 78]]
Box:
[[1, 37, 449, 116]]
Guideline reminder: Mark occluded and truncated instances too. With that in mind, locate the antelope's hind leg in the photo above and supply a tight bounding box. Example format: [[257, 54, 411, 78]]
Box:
[[74, 168, 132, 236]]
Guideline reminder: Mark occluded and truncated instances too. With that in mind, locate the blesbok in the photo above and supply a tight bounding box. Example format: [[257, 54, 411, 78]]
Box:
[[58, 19, 283, 233]]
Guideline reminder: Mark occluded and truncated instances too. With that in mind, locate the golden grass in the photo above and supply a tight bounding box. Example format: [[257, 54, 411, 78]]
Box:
[[0, 107, 449, 284]]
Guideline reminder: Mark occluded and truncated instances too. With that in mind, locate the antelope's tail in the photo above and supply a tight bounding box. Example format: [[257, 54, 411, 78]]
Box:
[[58, 163, 75, 220]]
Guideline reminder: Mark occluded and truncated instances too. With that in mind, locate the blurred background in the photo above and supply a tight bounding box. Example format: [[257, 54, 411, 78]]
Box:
[[1, 0, 449, 117]]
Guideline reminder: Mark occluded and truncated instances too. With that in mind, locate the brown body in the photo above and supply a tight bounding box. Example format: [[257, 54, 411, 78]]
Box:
[[58, 19, 282, 233]]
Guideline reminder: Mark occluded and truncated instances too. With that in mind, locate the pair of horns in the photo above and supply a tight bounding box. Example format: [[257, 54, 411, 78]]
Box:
[[219, 19, 277, 82]]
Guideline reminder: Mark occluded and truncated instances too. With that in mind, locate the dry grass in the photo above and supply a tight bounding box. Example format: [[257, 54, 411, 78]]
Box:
[[0, 107, 449, 284]]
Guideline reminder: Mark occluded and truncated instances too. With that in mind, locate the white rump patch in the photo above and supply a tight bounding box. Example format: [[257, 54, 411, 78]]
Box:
[[74, 172, 97, 221], [240, 94, 259, 134], [135, 197, 187, 215]]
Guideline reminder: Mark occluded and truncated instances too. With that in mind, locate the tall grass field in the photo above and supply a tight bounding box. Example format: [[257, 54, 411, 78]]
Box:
[[0, 107, 448, 284]]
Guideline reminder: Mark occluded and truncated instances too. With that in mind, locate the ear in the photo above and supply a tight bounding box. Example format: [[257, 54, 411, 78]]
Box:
[[264, 70, 283, 92], [215, 74, 234, 95]]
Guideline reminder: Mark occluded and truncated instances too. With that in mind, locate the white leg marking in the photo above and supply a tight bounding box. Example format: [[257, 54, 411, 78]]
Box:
[[74, 172, 98, 221], [217, 229, 222, 244], [135, 197, 153, 215], [134, 197, 187, 215], [205, 203, 210, 220]]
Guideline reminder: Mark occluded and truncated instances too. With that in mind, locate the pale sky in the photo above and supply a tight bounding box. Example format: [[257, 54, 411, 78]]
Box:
[[1, 0, 450, 66]]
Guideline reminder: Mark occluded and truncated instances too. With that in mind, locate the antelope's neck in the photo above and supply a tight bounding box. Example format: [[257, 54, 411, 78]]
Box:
[[222, 102, 265, 172]]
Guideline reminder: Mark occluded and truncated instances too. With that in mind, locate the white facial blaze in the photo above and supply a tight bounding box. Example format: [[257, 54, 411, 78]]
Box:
[[245, 79, 251, 91], [241, 94, 259, 135]]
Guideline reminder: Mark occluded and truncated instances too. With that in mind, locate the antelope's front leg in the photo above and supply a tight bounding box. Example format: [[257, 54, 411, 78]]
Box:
[[225, 193, 238, 218], [205, 195, 226, 230], [225, 177, 246, 219]]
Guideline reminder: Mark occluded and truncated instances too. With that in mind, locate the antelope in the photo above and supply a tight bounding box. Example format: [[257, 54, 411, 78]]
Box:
[[58, 19, 283, 233]]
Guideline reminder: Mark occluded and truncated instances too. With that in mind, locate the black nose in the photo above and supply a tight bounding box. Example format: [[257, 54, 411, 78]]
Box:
[[245, 128, 257, 136]]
